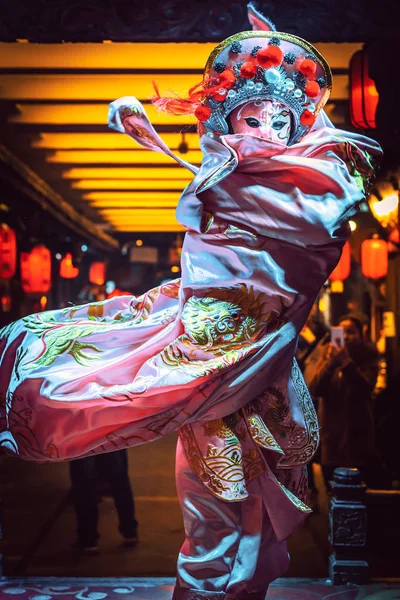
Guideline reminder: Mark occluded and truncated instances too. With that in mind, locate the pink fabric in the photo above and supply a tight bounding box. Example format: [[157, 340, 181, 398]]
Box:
[[0, 111, 381, 468], [174, 435, 290, 598]]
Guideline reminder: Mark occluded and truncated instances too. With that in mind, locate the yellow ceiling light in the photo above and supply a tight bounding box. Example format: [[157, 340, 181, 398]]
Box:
[[32, 132, 200, 150], [10, 103, 196, 125], [111, 224, 185, 232], [0, 74, 203, 101], [47, 150, 202, 164], [0, 42, 214, 69], [100, 208, 178, 219], [83, 191, 180, 201], [62, 167, 193, 180], [349, 220, 357, 231], [89, 198, 179, 208], [3, 73, 349, 102], [72, 179, 189, 190], [369, 192, 399, 229], [0, 42, 360, 70]]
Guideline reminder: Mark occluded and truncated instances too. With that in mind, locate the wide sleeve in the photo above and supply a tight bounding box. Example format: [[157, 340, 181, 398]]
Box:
[[205, 129, 382, 249]]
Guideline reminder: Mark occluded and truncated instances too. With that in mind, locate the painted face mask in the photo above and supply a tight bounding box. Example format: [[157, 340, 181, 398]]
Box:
[[230, 99, 292, 144]]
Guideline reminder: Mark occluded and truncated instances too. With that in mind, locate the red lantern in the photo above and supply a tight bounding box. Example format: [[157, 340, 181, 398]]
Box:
[[1, 295, 12, 312], [361, 236, 388, 279], [350, 49, 379, 129], [60, 253, 79, 279], [0, 223, 17, 279], [329, 241, 351, 282], [89, 262, 106, 286], [20, 245, 52, 293]]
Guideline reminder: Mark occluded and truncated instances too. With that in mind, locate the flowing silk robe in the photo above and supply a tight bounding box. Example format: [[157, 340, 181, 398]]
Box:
[[0, 101, 381, 540]]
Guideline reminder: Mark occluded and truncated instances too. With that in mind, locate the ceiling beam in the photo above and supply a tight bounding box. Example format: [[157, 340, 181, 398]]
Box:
[[0, 3, 392, 43], [0, 143, 119, 251]]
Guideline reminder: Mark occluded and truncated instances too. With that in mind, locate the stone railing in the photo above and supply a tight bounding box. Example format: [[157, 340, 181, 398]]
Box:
[[328, 467, 400, 584]]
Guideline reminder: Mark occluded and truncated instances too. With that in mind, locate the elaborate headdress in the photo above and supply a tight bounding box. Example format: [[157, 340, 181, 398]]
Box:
[[153, 4, 332, 145]]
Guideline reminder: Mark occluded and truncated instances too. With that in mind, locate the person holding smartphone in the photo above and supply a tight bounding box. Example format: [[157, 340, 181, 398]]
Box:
[[307, 315, 389, 491]]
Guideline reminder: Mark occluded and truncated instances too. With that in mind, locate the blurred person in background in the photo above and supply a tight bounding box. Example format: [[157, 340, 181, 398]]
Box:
[[70, 449, 138, 554], [307, 315, 391, 491]]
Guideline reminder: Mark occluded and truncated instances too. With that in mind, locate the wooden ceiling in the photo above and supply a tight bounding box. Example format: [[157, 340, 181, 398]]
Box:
[[0, 41, 361, 233]]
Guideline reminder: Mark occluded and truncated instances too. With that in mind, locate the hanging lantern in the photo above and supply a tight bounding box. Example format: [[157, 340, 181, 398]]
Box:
[[329, 241, 351, 293], [20, 245, 52, 294], [1, 295, 12, 312], [0, 223, 17, 279], [350, 48, 379, 129], [361, 235, 388, 279], [60, 253, 79, 279], [89, 261, 106, 286]]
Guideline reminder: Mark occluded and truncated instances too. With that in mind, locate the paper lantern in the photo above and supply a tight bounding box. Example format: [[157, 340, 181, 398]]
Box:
[[1, 295, 12, 312], [20, 245, 52, 293], [329, 241, 351, 282], [361, 236, 388, 279], [0, 223, 17, 279], [89, 261, 106, 286], [60, 252, 79, 279], [350, 49, 379, 129]]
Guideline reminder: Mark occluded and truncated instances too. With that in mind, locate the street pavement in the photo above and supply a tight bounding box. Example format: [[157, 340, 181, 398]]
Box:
[[0, 432, 330, 578]]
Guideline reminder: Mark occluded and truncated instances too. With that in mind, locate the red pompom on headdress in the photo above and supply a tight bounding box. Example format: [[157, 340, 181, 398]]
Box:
[[300, 109, 316, 126], [194, 105, 211, 122], [298, 58, 317, 77], [305, 80, 320, 98], [218, 69, 236, 89], [256, 46, 283, 69], [240, 61, 258, 79], [212, 88, 228, 102]]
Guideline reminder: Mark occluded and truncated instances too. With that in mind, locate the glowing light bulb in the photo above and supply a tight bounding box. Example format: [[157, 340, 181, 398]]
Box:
[[136, 239, 143, 247], [349, 220, 357, 231]]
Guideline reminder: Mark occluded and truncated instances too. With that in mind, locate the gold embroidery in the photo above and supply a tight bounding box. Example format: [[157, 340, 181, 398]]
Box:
[[179, 420, 266, 502], [245, 413, 284, 455], [247, 361, 319, 467]]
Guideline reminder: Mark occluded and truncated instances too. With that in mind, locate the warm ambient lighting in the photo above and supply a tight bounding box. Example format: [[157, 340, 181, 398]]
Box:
[[136, 240, 143, 247], [101, 209, 180, 224], [62, 168, 193, 180], [46, 150, 203, 164], [0, 74, 203, 101], [0, 42, 360, 71], [83, 191, 180, 202], [0, 42, 215, 70], [33, 132, 200, 150], [4, 75, 349, 105], [72, 179, 189, 191], [10, 103, 196, 126], [171, 266, 180, 273], [88, 199, 179, 208], [111, 224, 185, 232]]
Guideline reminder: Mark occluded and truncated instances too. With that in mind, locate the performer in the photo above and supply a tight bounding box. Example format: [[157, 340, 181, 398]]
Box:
[[0, 5, 381, 599]]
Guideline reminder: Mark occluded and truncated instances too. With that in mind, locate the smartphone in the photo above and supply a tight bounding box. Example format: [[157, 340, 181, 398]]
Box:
[[331, 326, 344, 348]]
